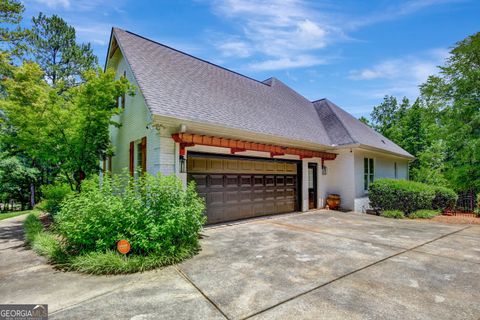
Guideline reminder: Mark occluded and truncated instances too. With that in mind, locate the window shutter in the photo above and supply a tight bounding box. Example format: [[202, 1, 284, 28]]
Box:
[[141, 137, 147, 173], [108, 156, 112, 172], [102, 158, 106, 173], [129, 141, 134, 176]]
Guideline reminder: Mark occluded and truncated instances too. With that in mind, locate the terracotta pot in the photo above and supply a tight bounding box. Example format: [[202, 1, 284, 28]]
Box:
[[326, 194, 341, 210]]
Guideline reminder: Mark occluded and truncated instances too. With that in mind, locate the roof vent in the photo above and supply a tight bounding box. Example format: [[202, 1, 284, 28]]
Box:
[[381, 140, 386, 144]]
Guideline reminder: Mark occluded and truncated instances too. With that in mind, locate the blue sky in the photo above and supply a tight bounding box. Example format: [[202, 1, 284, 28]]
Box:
[[23, 0, 480, 117]]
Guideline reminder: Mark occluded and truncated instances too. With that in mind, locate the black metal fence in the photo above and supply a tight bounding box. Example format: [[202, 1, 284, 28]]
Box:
[[455, 190, 477, 213]]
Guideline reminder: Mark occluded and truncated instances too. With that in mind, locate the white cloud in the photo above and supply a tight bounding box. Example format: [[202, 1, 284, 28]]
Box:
[[348, 49, 449, 99], [206, 0, 456, 71], [217, 41, 252, 58], [248, 55, 326, 71], [349, 49, 447, 82], [209, 0, 337, 70], [34, 0, 70, 9]]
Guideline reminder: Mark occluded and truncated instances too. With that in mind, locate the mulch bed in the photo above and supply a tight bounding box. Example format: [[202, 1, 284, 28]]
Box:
[[429, 214, 480, 225]]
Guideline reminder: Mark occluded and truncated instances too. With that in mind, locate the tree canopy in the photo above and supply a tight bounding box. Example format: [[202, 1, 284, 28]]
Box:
[[368, 31, 480, 193], [27, 13, 98, 87]]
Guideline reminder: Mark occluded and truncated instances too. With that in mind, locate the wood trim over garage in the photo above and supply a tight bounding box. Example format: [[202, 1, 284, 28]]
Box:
[[172, 133, 337, 160]]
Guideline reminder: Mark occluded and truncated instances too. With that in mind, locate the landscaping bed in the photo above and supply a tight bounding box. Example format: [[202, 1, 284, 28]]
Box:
[[24, 173, 206, 275]]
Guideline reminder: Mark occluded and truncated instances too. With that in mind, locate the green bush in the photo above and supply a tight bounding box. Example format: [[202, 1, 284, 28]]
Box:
[[369, 179, 435, 215], [55, 173, 206, 256], [380, 210, 405, 219], [24, 213, 44, 244], [40, 183, 74, 215], [431, 186, 457, 211], [410, 209, 441, 219]]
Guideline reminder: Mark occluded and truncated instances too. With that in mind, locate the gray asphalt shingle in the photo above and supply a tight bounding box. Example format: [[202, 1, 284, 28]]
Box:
[[111, 28, 413, 158]]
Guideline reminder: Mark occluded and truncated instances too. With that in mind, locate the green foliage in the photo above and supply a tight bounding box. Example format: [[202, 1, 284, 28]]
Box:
[[67, 248, 195, 275], [380, 210, 404, 219], [358, 116, 371, 127], [31, 232, 68, 264], [0, 154, 38, 209], [420, 32, 480, 192], [55, 172, 206, 256], [40, 182, 73, 214], [370, 32, 480, 193], [23, 213, 43, 244], [27, 13, 97, 87], [431, 186, 457, 211], [0, 62, 132, 190], [369, 179, 435, 215], [0, 0, 29, 56], [410, 210, 440, 219]]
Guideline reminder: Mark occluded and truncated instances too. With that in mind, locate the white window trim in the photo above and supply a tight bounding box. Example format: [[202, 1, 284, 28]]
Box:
[[364, 157, 375, 192]]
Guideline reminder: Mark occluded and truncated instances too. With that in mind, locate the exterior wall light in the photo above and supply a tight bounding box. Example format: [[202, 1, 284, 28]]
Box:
[[322, 165, 327, 175], [179, 155, 186, 173]]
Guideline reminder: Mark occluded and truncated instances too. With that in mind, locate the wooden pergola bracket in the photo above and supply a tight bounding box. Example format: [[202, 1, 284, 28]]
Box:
[[172, 133, 336, 160]]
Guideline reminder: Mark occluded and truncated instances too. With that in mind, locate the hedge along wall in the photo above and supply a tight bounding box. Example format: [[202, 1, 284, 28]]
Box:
[[368, 179, 457, 215]]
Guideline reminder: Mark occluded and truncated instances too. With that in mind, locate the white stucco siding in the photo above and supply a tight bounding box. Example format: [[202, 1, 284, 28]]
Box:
[[323, 149, 355, 210], [108, 52, 161, 175], [352, 148, 409, 211]]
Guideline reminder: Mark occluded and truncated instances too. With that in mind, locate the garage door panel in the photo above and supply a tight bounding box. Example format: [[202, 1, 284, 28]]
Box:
[[188, 156, 298, 224]]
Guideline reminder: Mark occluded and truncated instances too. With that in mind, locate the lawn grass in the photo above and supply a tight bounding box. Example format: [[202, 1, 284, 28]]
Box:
[[0, 209, 38, 221], [23, 213, 198, 275]]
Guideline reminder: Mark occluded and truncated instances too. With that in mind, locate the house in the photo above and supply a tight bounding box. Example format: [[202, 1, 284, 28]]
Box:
[[104, 28, 414, 224]]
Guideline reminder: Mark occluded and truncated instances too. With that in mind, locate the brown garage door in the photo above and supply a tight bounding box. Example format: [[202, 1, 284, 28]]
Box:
[[187, 153, 299, 224]]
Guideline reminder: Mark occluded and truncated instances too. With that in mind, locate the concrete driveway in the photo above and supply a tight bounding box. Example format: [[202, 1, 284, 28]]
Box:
[[1, 211, 479, 319]]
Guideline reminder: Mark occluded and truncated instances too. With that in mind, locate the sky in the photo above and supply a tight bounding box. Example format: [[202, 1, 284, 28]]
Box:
[[22, 0, 480, 118]]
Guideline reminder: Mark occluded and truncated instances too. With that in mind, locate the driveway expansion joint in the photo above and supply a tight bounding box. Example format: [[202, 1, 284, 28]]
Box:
[[240, 224, 472, 320], [174, 265, 230, 320]]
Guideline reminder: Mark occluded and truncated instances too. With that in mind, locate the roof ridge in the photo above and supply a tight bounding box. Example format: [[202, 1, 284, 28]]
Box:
[[324, 99, 357, 145], [117, 28, 271, 87], [313, 99, 356, 146]]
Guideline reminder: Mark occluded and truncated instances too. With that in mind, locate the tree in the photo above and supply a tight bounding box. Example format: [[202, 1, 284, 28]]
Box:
[[358, 116, 371, 126], [0, 0, 29, 56], [0, 154, 39, 210], [0, 62, 132, 190], [420, 32, 480, 192], [27, 13, 97, 87]]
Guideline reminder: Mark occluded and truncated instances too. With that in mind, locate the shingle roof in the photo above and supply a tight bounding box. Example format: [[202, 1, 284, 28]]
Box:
[[313, 99, 413, 158], [110, 28, 413, 159]]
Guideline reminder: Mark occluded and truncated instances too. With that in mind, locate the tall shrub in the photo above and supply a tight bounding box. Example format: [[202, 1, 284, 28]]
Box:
[[431, 186, 457, 211], [368, 179, 435, 215], [55, 173, 206, 255]]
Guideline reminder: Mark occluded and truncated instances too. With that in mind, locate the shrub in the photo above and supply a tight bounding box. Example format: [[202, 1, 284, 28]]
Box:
[[55, 173, 206, 256], [24, 213, 44, 244], [380, 210, 404, 219], [410, 209, 441, 219], [40, 182, 74, 215], [431, 186, 457, 211], [369, 179, 435, 215]]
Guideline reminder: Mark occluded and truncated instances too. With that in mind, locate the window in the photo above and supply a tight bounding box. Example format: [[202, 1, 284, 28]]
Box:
[[364, 158, 374, 190], [394, 162, 397, 179]]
